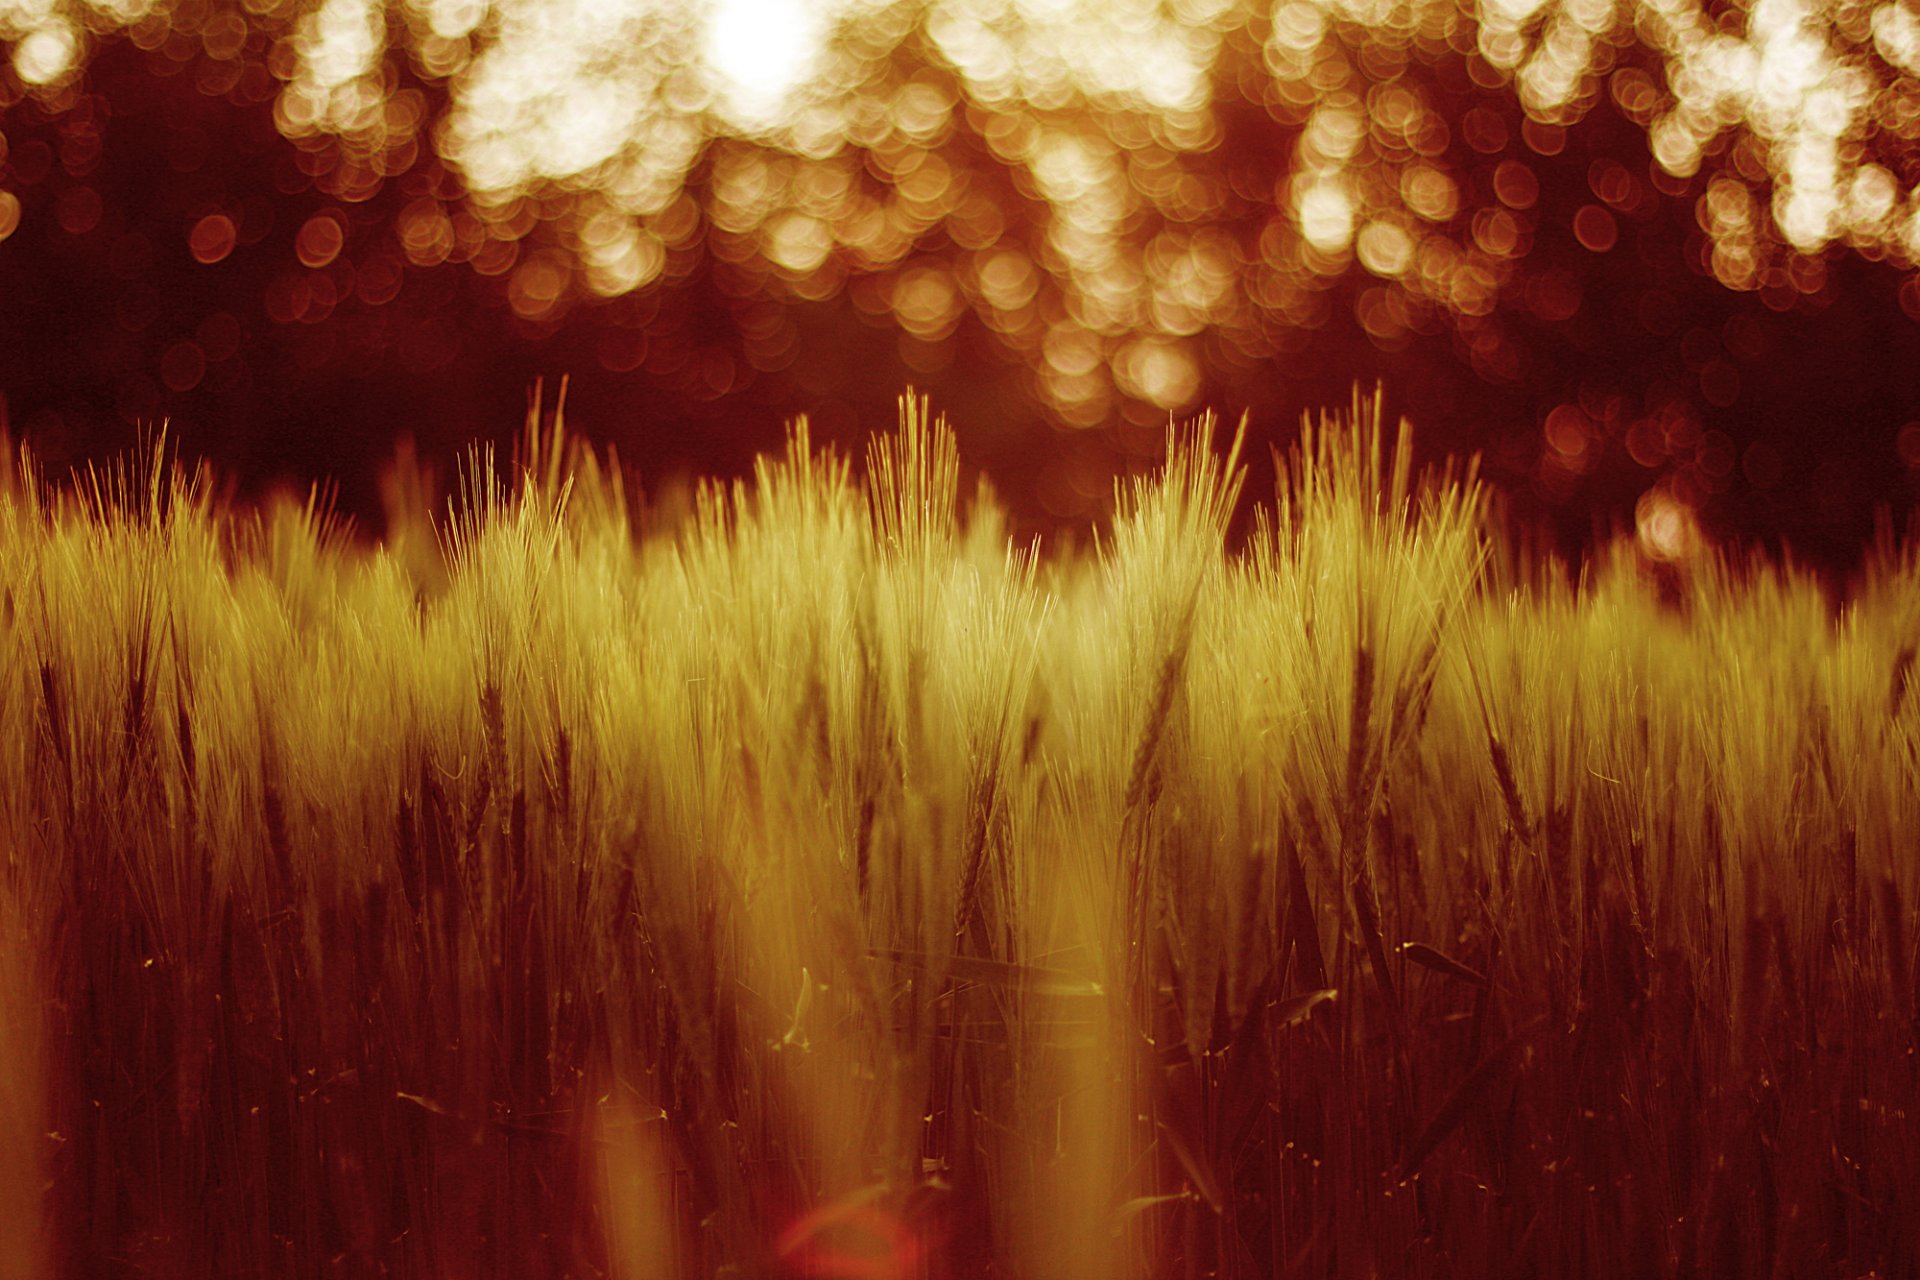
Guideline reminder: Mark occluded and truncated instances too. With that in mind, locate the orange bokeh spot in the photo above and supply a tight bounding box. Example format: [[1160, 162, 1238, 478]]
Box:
[[1544, 403, 1591, 457], [1573, 204, 1618, 252], [1636, 488, 1703, 562], [296, 212, 345, 268], [189, 213, 237, 264], [1493, 160, 1537, 210], [508, 253, 570, 321]]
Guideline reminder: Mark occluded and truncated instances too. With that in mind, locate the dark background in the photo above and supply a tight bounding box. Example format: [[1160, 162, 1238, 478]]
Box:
[[3, 13, 1919, 573]]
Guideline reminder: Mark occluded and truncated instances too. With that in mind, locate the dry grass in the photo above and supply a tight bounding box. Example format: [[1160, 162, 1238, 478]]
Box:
[[0, 390, 1916, 1278]]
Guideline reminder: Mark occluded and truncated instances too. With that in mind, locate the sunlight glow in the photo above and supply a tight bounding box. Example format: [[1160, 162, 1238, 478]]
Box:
[[11, 24, 75, 85], [703, 0, 829, 127], [5, 0, 1920, 419], [1298, 182, 1356, 254], [1637, 488, 1704, 561]]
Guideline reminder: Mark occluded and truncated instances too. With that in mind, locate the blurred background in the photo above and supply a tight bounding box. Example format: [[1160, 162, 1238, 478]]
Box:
[[2, 0, 1919, 569]]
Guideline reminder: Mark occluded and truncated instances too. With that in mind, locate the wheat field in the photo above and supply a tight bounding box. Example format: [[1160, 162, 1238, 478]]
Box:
[[0, 392, 1914, 1279]]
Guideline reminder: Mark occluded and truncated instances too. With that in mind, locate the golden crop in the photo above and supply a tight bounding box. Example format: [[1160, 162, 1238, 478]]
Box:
[[0, 393, 1914, 1277]]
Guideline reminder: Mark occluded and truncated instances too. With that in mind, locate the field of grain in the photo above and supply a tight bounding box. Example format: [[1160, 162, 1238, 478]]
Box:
[[0, 393, 1915, 1279]]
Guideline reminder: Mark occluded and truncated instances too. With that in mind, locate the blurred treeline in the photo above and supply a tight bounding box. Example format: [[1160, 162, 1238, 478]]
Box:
[[1, 0, 1919, 568]]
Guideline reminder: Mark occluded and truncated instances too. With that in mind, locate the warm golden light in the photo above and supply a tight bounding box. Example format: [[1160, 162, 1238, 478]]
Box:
[[1636, 485, 1704, 560], [702, 0, 832, 127], [6, 0, 1920, 424], [3, 406, 1915, 1275]]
